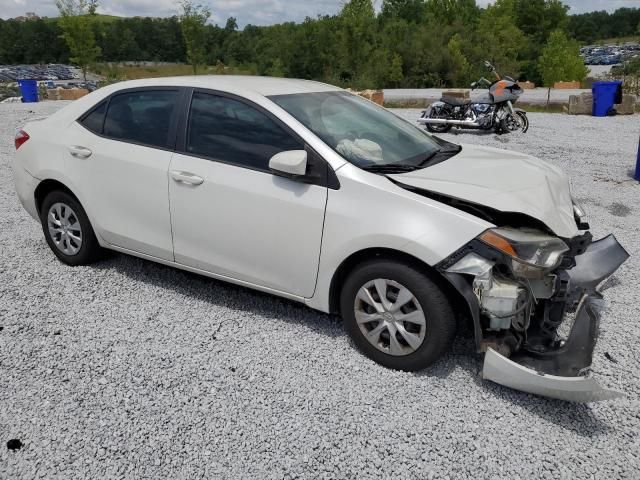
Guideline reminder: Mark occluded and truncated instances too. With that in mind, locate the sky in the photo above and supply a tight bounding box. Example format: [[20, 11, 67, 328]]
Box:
[[1, 0, 639, 27]]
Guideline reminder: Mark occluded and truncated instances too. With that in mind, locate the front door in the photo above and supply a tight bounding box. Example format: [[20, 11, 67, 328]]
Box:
[[168, 91, 327, 297]]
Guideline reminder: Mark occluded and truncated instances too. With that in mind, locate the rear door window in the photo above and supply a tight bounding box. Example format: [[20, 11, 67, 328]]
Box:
[[186, 92, 302, 171], [103, 90, 179, 149]]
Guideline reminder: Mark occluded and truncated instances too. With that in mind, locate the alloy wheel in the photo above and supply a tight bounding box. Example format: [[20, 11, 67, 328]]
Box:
[[354, 279, 427, 356]]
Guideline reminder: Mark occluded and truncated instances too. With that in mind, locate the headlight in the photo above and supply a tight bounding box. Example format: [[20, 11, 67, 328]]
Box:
[[479, 228, 569, 278]]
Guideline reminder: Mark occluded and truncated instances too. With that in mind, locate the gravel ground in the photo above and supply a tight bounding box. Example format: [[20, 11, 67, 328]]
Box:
[[2, 102, 640, 479]]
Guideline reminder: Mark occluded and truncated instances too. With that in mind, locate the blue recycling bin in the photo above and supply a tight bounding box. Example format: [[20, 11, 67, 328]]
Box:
[[592, 81, 622, 117], [17, 79, 38, 103], [635, 136, 640, 181]]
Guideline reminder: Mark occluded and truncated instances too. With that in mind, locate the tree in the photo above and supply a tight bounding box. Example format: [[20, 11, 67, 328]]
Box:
[[474, 0, 526, 81], [179, 0, 211, 74], [338, 0, 376, 87], [387, 53, 404, 87], [538, 30, 589, 105], [56, 0, 101, 81]]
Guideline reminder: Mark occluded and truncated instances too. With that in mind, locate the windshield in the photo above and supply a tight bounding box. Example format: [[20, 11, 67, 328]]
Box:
[[269, 91, 444, 169]]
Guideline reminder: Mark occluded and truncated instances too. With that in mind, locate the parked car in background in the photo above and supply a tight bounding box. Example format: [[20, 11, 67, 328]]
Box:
[[12, 76, 628, 402]]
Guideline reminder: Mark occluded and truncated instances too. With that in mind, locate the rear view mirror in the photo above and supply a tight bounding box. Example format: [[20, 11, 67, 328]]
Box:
[[269, 150, 307, 177]]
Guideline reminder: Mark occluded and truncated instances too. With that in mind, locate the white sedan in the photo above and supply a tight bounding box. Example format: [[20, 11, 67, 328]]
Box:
[[12, 76, 627, 401]]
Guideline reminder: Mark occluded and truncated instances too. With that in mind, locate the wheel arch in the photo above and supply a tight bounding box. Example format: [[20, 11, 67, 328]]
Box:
[[34, 179, 81, 216], [327, 247, 472, 328]]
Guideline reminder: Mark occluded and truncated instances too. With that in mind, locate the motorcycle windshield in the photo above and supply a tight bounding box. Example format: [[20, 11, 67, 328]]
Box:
[[269, 91, 448, 171]]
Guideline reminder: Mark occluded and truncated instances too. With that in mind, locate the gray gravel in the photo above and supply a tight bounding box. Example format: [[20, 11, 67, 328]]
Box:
[[2, 101, 640, 479]]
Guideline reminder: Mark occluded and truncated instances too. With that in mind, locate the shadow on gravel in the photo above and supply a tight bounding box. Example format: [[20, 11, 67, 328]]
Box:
[[92, 252, 344, 337]]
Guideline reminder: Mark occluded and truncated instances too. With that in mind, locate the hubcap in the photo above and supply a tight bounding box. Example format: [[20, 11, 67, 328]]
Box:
[[47, 202, 82, 256], [354, 279, 426, 356]]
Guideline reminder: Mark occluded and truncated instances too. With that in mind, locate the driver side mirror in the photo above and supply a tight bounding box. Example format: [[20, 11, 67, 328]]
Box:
[[484, 60, 494, 71], [269, 150, 307, 178]]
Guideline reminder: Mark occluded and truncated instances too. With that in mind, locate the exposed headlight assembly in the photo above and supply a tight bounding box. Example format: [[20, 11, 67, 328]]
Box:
[[479, 228, 569, 278]]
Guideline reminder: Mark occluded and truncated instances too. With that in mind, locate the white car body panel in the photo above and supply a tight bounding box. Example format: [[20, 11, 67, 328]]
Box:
[[61, 122, 175, 260], [388, 144, 578, 238], [168, 152, 327, 297], [306, 163, 492, 311]]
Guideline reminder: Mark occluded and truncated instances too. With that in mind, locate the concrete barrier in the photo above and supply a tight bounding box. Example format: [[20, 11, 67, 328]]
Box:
[[554, 81, 582, 89], [518, 81, 536, 89], [568, 93, 593, 115], [568, 92, 636, 115], [47, 87, 89, 101]]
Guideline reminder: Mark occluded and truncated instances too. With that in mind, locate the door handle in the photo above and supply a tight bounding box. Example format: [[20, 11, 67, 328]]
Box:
[[170, 170, 204, 186], [68, 145, 92, 159]]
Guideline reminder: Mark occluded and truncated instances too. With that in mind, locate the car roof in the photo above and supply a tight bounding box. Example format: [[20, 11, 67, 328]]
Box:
[[106, 75, 342, 96]]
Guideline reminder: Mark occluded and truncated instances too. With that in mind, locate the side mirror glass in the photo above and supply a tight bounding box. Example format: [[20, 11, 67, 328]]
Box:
[[269, 150, 307, 177]]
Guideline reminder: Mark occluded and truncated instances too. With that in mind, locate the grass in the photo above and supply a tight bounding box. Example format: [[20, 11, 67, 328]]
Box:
[[91, 62, 257, 82], [591, 35, 640, 45]]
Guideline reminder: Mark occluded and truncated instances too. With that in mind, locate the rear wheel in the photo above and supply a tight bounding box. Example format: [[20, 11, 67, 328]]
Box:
[[40, 191, 102, 266], [424, 105, 452, 134], [340, 259, 457, 371]]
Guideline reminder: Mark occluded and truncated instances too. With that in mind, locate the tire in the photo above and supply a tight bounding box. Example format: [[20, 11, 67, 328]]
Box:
[[340, 259, 456, 371], [424, 106, 452, 134], [499, 110, 529, 134], [425, 123, 452, 134], [40, 190, 102, 266]]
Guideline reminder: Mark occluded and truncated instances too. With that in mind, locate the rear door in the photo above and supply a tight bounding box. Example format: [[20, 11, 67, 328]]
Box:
[[65, 88, 181, 261], [168, 90, 328, 297]]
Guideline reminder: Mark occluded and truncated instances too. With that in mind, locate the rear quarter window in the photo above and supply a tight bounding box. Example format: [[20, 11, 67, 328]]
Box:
[[80, 101, 107, 134]]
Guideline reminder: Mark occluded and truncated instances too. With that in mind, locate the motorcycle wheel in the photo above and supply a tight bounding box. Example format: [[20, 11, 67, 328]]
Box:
[[426, 123, 452, 134], [424, 107, 452, 134], [499, 111, 529, 134]]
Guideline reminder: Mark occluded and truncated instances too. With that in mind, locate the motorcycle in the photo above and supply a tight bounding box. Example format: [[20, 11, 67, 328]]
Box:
[[418, 61, 529, 134]]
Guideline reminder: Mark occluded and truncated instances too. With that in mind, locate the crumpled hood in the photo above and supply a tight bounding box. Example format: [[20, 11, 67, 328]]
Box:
[[388, 144, 578, 238]]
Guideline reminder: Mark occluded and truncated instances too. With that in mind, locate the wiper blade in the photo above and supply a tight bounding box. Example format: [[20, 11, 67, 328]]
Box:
[[361, 164, 419, 173], [417, 145, 462, 167]]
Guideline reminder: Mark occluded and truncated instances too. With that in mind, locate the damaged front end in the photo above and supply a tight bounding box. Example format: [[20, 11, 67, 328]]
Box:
[[438, 227, 629, 402]]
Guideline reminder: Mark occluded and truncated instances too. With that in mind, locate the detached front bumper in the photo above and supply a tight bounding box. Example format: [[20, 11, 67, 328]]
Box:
[[482, 294, 623, 402], [446, 234, 629, 402]]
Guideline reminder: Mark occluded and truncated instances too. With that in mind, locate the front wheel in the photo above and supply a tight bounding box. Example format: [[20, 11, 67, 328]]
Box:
[[340, 259, 456, 371], [499, 110, 529, 134]]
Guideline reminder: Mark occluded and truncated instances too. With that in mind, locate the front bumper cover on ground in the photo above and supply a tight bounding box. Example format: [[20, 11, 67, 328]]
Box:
[[482, 294, 624, 402], [448, 234, 629, 402]]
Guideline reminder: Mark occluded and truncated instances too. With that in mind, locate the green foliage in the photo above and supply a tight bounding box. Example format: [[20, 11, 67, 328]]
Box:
[[386, 53, 404, 86], [538, 29, 588, 104], [3, 4, 639, 90], [569, 8, 640, 43], [56, 0, 101, 81], [179, 1, 211, 74]]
